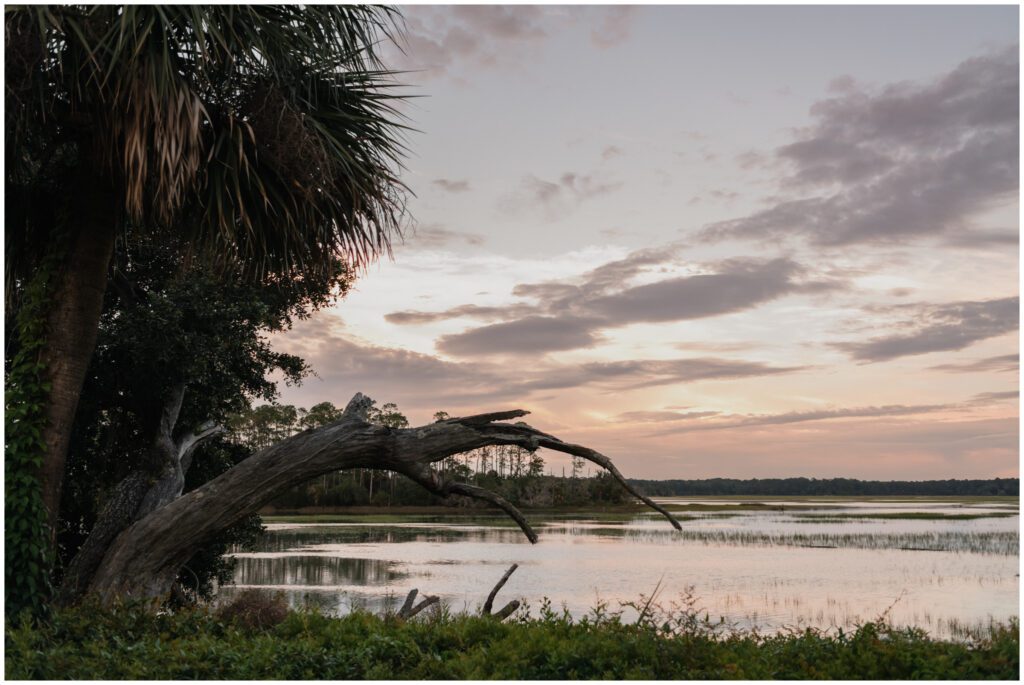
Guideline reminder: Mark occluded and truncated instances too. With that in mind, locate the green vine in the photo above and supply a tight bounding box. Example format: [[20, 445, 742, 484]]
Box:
[[5, 239, 65, 620]]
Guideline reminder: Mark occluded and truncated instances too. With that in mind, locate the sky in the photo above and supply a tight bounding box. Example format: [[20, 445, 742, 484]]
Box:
[[274, 4, 1019, 480]]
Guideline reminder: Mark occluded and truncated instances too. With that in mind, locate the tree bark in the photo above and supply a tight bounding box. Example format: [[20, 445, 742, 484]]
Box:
[[39, 176, 118, 535], [86, 393, 681, 604], [482, 563, 518, 615], [57, 384, 224, 604]]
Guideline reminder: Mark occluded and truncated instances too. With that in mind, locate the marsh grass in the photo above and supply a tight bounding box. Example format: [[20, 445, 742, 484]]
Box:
[[623, 529, 1019, 555], [791, 512, 1018, 521]]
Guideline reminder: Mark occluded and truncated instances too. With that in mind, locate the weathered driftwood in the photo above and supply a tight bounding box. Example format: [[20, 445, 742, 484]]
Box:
[[85, 392, 681, 604], [399, 588, 419, 616], [397, 588, 440, 619], [398, 563, 521, 622], [483, 563, 519, 616]]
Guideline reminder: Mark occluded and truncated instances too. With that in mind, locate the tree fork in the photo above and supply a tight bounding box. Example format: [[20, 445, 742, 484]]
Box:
[[57, 385, 224, 604], [86, 393, 681, 604]]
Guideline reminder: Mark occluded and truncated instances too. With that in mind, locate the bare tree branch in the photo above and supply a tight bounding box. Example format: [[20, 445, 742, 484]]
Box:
[[448, 483, 538, 543], [405, 595, 439, 618], [530, 434, 682, 531], [397, 463, 538, 543], [493, 600, 520, 621], [398, 589, 418, 618], [483, 563, 518, 615], [446, 409, 530, 425], [177, 421, 227, 474]]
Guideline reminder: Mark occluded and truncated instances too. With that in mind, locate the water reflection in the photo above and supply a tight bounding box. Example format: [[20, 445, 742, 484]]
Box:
[[233, 555, 405, 587], [218, 498, 1019, 640]]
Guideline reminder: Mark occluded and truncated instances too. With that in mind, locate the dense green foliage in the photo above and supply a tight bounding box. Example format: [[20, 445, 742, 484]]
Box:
[[629, 477, 1020, 497], [4, 236, 67, 618], [56, 234, 352, 599], [6, 604, 1018, 680]]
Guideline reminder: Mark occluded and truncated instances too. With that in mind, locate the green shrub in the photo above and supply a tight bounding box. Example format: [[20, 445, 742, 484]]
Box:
[[215, 590, 289, 631], [5, 604, 1018, 680]]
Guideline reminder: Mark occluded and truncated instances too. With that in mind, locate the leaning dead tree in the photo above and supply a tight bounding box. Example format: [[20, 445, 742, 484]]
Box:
[[81, 393, 681, 605]]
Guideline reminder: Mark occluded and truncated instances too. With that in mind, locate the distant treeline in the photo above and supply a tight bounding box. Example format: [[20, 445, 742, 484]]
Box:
[[627, 477, 1019, 497]]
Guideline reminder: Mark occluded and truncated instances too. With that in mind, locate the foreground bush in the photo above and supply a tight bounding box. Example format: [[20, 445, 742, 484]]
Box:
[[5, 603, 1018, 680]]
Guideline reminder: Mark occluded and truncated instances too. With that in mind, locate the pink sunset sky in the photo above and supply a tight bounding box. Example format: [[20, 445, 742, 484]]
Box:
[[274, 5, 1019, 480]]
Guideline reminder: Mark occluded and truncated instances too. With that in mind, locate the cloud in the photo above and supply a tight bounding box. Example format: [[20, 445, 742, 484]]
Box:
[[502, 172, 623, 221], [450, 5, 547, 41], [943, 229, 1019, 248], [387, 246, 843, 357], [393, 6, 635, 79], [404, 225, 484, 249], [614, 410, 720, 423], [704, 47, 1018, 247], [735, 150, 772, 170], [833, 297, 1018, 362], [590, 6, 636, 49], [432, 178, 471, 193], [512, 357, 805, 392], [674, 341, 762, 353], [385, 303, 537, 326], [601, 145, 623, 160], [930, 353, 1019, 374], [585, 257, 810, 324], [971, 390, 1018, 404], [655, 403, 953, 434], [281, 328, 507, 407], [436, 316, 604, 356], [393, 6, 553, 77], [279, 321, 802, 412], [568, 242, 687, 296]]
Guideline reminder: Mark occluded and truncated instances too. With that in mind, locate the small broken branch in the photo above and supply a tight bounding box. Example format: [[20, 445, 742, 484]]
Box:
[[342, 392, 375, 420], [397, 588, 439, 619], [399, 588, 418, 617], [493, 600, 520, 621], [177, 421, 226, 474], [483, 563, 518, 615], [406, 595, 439, 618]]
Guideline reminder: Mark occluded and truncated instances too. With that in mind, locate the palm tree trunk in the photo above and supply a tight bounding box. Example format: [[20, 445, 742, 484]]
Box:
[[39, 183, 117, 534]]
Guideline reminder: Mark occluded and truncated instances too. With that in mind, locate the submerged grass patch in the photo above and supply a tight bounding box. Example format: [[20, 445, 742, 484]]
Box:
[[624, 529, 1019, 555], [792, 512, 1019, 521], [5, 604, 1017, 680]]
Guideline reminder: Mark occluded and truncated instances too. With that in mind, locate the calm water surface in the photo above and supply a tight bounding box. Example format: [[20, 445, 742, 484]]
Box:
[[219, 497, 1019, 639]]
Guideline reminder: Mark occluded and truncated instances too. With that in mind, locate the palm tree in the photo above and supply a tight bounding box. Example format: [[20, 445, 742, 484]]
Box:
[[6, 5, 408, 549]]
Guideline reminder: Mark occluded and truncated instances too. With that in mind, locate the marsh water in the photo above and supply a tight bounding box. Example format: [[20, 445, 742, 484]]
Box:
[[219, 497, 1019, 639]]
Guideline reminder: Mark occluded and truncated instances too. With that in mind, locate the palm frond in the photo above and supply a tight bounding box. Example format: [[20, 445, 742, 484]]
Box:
[[6, 4, 411, 283]]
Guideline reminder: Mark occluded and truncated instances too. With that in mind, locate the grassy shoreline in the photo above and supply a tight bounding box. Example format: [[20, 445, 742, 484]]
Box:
[[6, 604, 1018, 680]]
